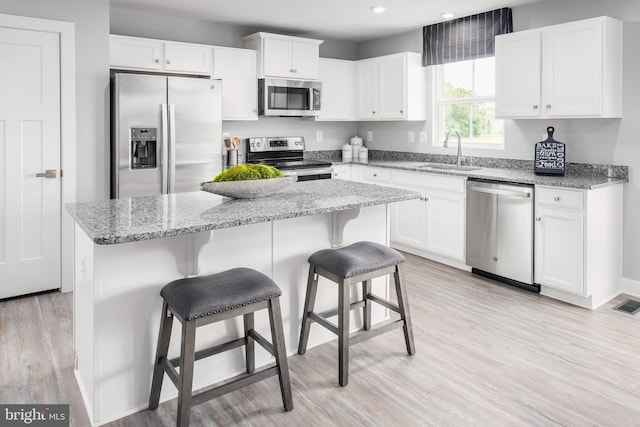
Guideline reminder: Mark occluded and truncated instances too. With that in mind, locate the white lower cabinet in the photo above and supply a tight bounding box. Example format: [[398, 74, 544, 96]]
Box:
[[331, 164, 351, 180], [389, 171, 465, 262], [535, 185, 622, 308]]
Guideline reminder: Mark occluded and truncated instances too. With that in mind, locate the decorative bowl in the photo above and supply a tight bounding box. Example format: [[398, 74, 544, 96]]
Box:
[[201, 176, 295, 199]]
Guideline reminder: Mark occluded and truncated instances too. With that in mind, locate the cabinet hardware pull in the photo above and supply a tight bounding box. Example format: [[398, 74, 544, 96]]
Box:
[[373, 173, 377, 177], [554, 196, 560, 201], [546, 104, 551, 108], [400, 109, 403, 114], [372, 111, 376, 114], [493, 257, 498, 262], [154, 59, 159, 64], [535, 217, 542, 221], [36, 169, 57, 179], [533, 105, 538, 109], [425, 197, 429, 202], [166, 59, 171, 65]]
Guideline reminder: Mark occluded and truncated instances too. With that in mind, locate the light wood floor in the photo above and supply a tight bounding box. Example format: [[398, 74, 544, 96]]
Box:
[[2, 252, 640, 426]]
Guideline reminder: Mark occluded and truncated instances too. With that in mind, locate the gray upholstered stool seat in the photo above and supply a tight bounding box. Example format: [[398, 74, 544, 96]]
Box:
[[308, 241, 405, 279], [149, 268, 293, 427], [299, 241, 415, 387]]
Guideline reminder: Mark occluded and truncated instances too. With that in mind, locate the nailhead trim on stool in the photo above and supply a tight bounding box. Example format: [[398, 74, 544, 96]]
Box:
[[298, 241, 415, 387], [149, 268, 293, 427]]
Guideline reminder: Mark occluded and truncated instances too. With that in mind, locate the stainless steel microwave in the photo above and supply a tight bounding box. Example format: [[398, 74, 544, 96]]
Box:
[[258, 78, 322, 117]]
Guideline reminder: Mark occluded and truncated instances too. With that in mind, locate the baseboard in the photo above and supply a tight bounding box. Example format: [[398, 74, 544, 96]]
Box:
[[620, 277, 640, 298]]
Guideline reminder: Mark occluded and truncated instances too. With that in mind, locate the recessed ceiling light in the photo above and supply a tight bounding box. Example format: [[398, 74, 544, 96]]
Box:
[[441, 12, 455, 19], [371, 6, 386, 14]]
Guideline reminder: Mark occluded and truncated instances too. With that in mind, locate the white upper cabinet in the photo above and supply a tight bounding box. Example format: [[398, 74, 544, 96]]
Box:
[[212, 47, 258, 121], [495, 16, 622, 119], [243, 32, 323, 80], [109, 35, 212, 76], [317, 58, 356, 121], [356, 52, 427, 121]]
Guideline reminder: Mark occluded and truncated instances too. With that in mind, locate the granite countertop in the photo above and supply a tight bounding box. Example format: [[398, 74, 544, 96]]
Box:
[[66, 179, 420, 245], [333, 159, 628, 190]]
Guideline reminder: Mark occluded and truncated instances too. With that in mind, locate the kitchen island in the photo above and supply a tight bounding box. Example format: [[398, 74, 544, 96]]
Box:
[[66, 179, 420, 426]]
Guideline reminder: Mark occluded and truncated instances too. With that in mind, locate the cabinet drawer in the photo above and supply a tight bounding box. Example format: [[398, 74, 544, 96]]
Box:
[[393, 170, 465, 193], [361, 167, 391, 183], [536, 187, 584, 211]]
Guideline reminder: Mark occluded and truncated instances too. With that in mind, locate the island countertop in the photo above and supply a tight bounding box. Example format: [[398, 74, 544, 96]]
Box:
[[66, 179, 420, 245]]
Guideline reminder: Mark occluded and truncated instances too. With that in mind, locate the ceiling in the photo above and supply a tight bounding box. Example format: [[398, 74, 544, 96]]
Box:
[[110, 0, 543, 42]]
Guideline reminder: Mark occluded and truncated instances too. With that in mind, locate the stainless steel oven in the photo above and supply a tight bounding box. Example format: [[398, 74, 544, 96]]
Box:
[[245, 136, 332, 180], [258, 79, 322, 117]]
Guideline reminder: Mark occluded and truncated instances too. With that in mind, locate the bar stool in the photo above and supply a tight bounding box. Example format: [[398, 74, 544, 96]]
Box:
[[149, 267, 293, 427], [298, 241, 415, 386]]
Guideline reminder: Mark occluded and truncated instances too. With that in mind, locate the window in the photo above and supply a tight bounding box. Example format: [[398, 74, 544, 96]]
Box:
[[433, 57, 504, 149]]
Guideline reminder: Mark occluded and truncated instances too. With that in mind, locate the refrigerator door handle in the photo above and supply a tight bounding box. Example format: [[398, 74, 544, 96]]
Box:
[[168, 103, 176, 193], [161, 104, 169, 194]]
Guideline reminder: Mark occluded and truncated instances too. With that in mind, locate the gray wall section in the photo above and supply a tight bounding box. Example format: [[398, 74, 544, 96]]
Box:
[[1, 0, 110, 202], [355, 0, 640, 282], [110, 6, 358, 60]]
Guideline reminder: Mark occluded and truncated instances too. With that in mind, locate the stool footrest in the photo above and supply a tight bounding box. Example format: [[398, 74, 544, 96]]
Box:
[[349, 319, 405, 346], [367, 293, 401, 314], [160, 356, 180, 389], [317, 300, 365, 320], [248, 329, 274, 356], [191, 366, 279, 407], [308, 312, 339, 335], [169, 337, 246, 367]]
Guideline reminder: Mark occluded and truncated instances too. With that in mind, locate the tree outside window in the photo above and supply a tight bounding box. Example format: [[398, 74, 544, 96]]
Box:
[[434, 57, 504, 148]]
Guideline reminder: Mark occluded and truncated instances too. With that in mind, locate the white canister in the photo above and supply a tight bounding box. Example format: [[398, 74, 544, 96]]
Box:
[[350, 136, 363, 159], [358, 146, 368, 161], [342, 144, 352, 162]]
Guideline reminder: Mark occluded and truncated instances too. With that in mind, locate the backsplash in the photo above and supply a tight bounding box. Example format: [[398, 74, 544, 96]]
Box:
[[305, 149, 629, 179]]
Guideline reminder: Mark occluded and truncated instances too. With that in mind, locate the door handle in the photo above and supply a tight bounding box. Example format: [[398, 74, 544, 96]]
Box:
[[36, 169, 57, 179]]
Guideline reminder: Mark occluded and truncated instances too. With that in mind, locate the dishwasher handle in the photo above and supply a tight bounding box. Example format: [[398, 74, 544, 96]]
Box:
[[467, 184, 531, 199]]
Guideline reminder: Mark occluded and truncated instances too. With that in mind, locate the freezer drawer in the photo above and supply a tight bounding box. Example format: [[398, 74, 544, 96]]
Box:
[[466, 180, 535, 288]]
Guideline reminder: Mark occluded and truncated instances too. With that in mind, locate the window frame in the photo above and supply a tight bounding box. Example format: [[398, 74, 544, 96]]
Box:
[[432, 57, 505, 151]]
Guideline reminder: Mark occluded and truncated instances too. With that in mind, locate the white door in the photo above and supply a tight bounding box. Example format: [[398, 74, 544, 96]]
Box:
[[291, 41, 319, 80], [213, 47, 258, 120], [357, 58, 377, 119], [425, 191, 465, 260], [0, 27, 61, 299], [377, 54, 406, 119]]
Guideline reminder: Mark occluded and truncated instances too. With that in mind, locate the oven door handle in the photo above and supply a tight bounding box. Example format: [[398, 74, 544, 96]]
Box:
[[282, 167, 334, 177]]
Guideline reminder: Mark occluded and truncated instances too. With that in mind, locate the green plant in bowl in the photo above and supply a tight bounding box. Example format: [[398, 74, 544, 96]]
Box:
[[212, 164, 283, 182], [202, 164, 293, 199]]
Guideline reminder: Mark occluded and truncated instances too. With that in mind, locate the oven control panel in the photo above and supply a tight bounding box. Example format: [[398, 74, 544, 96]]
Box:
[[246, 136, 305, 152]]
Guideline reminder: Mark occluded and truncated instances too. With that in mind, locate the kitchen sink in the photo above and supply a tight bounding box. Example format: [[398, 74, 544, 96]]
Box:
[[418, 163, 483, 171]]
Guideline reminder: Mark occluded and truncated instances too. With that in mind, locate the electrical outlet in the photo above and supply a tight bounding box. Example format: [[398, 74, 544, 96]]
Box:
[[419, 132, 428, 144], [408, 131, 415, 143], [81, 255, 86, 278], [316, 130, 323, 142], [367, 131, 373, 142]]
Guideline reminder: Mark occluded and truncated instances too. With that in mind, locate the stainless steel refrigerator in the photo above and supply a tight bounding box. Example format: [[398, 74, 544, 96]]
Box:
[[111, 72, 222, 198]]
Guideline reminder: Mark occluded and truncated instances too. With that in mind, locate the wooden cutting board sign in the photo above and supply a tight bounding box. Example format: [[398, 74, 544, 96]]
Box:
[[534, 126, 566, 175]]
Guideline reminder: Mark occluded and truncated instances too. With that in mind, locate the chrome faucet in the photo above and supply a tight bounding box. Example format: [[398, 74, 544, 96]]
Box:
[[444, 130, 463, 168]]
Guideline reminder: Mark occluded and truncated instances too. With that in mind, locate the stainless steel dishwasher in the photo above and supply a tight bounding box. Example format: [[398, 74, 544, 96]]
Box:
[[466, 179, 538, 292]]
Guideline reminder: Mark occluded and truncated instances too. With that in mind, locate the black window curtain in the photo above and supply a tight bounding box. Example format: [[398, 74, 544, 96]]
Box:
[[422, 8, 513, 66]]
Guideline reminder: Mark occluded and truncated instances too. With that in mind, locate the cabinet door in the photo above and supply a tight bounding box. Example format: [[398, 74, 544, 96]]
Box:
[[425, 191, 465, 260], [263, 38, 293, 78], [495, 30, 542, 118], [391, 196, 427, 249], [377, 54, 406, 119], [109, 35, 163, 71], [213, 47, 257, 120], [292, 42, 320, 79], [544, 19, 602, 117], [163, 42, 211, 75], [357, 59, 377, 119], [317, 59, 355, 121], [535, 207, 584, 294]]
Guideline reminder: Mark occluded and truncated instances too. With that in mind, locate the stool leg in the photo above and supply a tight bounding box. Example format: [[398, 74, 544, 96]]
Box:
[[394, 265, 415, 355], [362, 279, 371, 331], [244, 312, 255, 374], [338, 278, 350, 387], [177, 320, 196, 427], [149, 301, 173, 410], [268, 297, 294, 411], [298, 265, 318, 355]]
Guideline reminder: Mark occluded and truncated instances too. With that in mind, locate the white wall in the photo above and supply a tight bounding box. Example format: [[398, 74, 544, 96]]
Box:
[[0, 0, 110, 202], [356, 0, 640, 283]]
